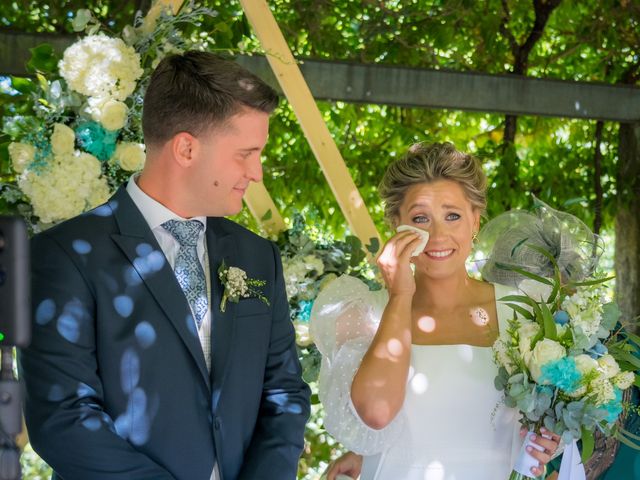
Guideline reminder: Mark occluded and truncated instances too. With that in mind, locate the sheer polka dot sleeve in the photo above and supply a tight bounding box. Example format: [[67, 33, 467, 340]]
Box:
[[310, 275, 405, 454]]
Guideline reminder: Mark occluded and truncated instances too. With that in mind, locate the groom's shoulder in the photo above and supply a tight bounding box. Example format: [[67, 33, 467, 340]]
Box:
[[32, 201, 118, 249]]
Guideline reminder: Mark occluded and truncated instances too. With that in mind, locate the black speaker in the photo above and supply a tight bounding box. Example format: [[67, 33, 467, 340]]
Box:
[[0, 217, 30, 348]]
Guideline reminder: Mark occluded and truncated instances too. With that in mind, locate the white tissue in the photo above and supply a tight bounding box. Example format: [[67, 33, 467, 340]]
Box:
[[396, 224, 430, 257]]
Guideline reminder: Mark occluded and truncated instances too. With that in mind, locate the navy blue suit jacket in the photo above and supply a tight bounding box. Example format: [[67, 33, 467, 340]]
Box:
[[19, 187, 311, 480]]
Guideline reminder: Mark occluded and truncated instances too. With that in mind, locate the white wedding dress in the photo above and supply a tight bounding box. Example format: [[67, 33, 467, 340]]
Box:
[[310, 275, 523, 480]]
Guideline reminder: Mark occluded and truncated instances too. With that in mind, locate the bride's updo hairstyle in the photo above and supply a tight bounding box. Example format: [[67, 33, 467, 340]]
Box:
[[378, 142, 487, 226]]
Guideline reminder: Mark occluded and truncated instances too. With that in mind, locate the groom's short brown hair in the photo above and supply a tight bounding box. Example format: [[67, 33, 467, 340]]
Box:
[[142, 51, 279, 146]]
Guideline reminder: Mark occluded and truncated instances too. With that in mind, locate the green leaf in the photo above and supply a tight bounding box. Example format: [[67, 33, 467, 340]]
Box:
[[612, 350, 640, 370], [617, 430, 640, 451], [581, 428, 594, 463], [72, 9, 93, 32], [499, 295, 544, 323], [27, 44, 60, 74], [366, 237, 380, 255], [261, 209, 272, 221], [568, 276, 615, 287], [503, 302, 534, 320], [540, 301, 557, 340], [495, 262, 553, 285]]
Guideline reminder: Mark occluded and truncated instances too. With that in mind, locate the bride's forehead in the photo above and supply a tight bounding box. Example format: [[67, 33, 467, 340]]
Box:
[[401, 180, 469, 206]]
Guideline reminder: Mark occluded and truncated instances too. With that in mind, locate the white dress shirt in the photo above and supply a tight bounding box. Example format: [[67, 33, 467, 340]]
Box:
[[126, 176, 219, 480]]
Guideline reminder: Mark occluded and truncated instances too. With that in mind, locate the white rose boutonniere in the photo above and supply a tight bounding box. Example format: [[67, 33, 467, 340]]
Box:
[[218, 260, 270, 313]]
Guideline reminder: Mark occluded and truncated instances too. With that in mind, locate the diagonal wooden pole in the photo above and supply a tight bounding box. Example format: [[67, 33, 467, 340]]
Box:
[[239, 0, 381, 253], [148, 0, 286, 236]]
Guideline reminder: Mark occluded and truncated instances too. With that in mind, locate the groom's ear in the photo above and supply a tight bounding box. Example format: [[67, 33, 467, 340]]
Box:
[[172, 132, 197, 168]]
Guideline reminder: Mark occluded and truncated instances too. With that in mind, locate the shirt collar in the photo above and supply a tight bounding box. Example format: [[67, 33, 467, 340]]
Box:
[[126, 175, 207, 232]]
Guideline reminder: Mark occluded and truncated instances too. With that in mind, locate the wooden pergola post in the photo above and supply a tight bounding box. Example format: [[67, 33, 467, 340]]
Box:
[[239, 0, 381, 253]]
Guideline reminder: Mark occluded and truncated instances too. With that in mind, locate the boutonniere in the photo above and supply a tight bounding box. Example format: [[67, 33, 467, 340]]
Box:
[[218, 260, 270, 313]]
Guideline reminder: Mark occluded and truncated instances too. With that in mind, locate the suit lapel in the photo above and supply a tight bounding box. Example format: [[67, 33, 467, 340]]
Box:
[[207, 218, 238, 412], [109, 187, 211, 390]]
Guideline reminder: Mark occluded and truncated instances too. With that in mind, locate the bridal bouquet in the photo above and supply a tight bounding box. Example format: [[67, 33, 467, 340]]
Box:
[[491, 247, 639, 479]]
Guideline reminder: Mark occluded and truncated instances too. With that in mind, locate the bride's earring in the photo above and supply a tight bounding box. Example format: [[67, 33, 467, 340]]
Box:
[[472, 231, 478, 246]]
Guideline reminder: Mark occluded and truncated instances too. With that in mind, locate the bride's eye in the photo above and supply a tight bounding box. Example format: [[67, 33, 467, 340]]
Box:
[[412, 215, 428, 224], [446, 213, 461, 221]]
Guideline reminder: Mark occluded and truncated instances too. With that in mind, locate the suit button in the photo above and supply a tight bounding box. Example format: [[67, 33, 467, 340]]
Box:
[[214, 419, 221, 430]]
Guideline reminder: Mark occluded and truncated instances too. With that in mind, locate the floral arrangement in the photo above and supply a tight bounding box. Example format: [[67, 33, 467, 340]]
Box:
[[218, 260, 269, 312], [492, 245, 639, 479], [1, 2, 216, 231]]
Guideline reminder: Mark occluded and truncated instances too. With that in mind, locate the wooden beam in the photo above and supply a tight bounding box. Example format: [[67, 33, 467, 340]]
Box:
[[244, 181, 287, 237], [236, 56, 640, 123], [2, 31, 639, 122], [239, 0, 381, 252]]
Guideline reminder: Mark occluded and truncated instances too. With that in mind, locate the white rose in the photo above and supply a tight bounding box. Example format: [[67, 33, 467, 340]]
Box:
[[612, 371, 635, 390], [112, 142, 145, 171], [527, 338, 566, 383], [517, 321, 540, 356], [86, 97, 128, 131], [8, 142, 35, 173], [574, 354, 598, 375], [597, 354, 621, 379]]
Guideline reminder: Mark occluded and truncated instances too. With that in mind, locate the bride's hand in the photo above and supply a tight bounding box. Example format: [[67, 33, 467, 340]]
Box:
[[324, 451, 363, 480], [520, 427, 562, 477], [376, 231, 423, 297]]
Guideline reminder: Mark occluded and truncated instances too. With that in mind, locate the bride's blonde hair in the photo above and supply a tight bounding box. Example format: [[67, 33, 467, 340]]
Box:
[[378, 142, 487, 226]]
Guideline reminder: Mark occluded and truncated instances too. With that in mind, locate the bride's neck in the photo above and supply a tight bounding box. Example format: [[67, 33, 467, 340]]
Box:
[[413, 270, 474, 311]]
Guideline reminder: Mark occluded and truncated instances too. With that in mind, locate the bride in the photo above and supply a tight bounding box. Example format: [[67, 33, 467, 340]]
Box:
[[310, 142, 560, 480]]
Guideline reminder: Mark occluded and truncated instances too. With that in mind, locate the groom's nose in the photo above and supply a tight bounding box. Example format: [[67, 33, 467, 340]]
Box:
[[245, 155, 263, 183]]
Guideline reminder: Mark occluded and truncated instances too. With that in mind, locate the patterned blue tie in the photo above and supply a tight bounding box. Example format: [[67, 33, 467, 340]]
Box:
[[162, 219, 208, 329]]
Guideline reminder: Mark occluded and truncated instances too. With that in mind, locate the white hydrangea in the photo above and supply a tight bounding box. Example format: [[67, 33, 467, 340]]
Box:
[[612, 371, 635, 390], [597, 354, 621, 379], [562, 290, 603, 337], [112, 142, 146, 171], [8, 142, 35, 173], [18, 151, 109, 224], [85, 97, 128, 131], [50, 123, 75, 156], [59, 34, 143, 101]]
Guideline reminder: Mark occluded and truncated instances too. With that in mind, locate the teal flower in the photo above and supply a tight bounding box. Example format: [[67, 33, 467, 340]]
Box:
[[74, 121, 118, 161], [297, 300, 314, 322], [540, 357, 582, 392], [601, 387, 623, 423]]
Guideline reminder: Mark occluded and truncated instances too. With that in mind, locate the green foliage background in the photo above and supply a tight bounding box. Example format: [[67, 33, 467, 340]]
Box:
[[1, 1, 638, 479]]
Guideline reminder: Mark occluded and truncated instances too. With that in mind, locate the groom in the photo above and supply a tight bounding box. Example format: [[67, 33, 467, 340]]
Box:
[[20, 51, 310, 480]]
